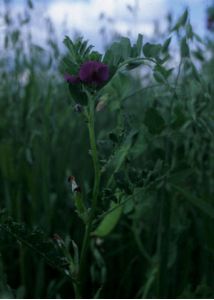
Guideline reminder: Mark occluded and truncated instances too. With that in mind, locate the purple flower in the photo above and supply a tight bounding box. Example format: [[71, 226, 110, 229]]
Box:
[[79, 61, 109, 85], [64, 73, 80, 84], [64, 61, 109, 87]]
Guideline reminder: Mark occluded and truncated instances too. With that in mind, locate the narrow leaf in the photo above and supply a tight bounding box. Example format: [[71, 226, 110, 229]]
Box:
[[171, 184, 214, 219]]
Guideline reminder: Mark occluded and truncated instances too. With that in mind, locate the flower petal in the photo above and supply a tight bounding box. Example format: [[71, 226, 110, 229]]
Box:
[[97, 64, 109, 82], [79, 61, 109, 85]]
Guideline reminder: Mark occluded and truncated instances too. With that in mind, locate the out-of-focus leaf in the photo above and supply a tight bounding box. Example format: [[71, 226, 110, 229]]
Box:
[[172, 9, 188, 31], [186, 23, 193, 39], [105, 130, 139, 187], [171, 184, 214, 219], [109, 132, 119, 144], [193, 33, 203, 43], [68, 84, 88, 106], [0, 219, 69, 274], [103, 43, 122, 67], [120, 37, 132, 59], [89, 51, 102, 61], [192, 49, 204, 61], [63, 36, 97, 66], [132, 33, 143, 57], [11, 30, 20, 45], [162, 37, 172, 53], [101, 72, 133, 110], [154, 64, 173, 79], [27, 0, 34, 9], [0, 141, 15, 180], [103, 35, 144, 72], [153, 71, 166, 83], [172, 105, 187, 129], [191, 63, 201, 82], [143, 43, 162, 58], [144, 108, 165, 134], [180, 38, 190, 57], [0, 256, 14, 299]]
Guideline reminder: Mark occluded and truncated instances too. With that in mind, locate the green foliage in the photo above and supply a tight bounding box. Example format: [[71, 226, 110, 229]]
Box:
[[162, 37, 172, 53], [144, 108, 165, 134], [103, 33, 143, 74], [143, 42, 162, 58], [0, 2, 214, 299], [180, 37, 190, 57], [0, 218, 69, 273], [63, 36, 99, 67], [172, 9, 189, 31], [171, 184, 214, 219]]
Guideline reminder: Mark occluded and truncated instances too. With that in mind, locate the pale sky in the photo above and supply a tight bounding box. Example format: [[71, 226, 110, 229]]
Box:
[[2, 0, 212, 51]]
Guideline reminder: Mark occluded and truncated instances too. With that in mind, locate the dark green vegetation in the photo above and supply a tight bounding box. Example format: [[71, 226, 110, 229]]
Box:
[[0, 1, 214, 298]]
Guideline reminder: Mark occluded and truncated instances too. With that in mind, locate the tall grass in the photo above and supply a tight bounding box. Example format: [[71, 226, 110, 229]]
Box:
[[0, 1, 214, 298]]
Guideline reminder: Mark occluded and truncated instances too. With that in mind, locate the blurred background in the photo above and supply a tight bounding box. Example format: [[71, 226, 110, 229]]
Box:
[[0, 0, 214, 298], [1, 0, 212, 52]]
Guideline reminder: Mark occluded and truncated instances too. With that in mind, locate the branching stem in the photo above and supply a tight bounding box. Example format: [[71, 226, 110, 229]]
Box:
[[77, 94, 101, 297]]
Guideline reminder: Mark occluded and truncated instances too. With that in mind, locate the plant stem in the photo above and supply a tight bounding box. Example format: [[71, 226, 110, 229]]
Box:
[[87, 98, 101, 208], [156, 189, 171, 298], [156, 137, 171, 298], [73, 281, 81, 299], [78, 94, 101, 296]]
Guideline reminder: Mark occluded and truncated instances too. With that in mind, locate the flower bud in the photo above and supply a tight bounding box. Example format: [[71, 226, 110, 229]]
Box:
[[53, 234, 64, 248], [68, 176, 81, 193], [74, 104, 83, 113]]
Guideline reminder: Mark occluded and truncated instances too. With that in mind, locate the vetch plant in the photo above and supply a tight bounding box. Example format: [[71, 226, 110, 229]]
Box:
[[60, 36, 135, 297], [1, 7, 214, 298], [59, 14, 212, 294], [60, 34, 176, 297]]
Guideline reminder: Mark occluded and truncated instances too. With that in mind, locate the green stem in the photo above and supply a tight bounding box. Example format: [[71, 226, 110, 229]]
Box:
[[78, 94, 101, 296], [73, 281, 81, 299], [87, 99, 101, 208], [156, 137, 171, 298], [156, 189, 171, 298]]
